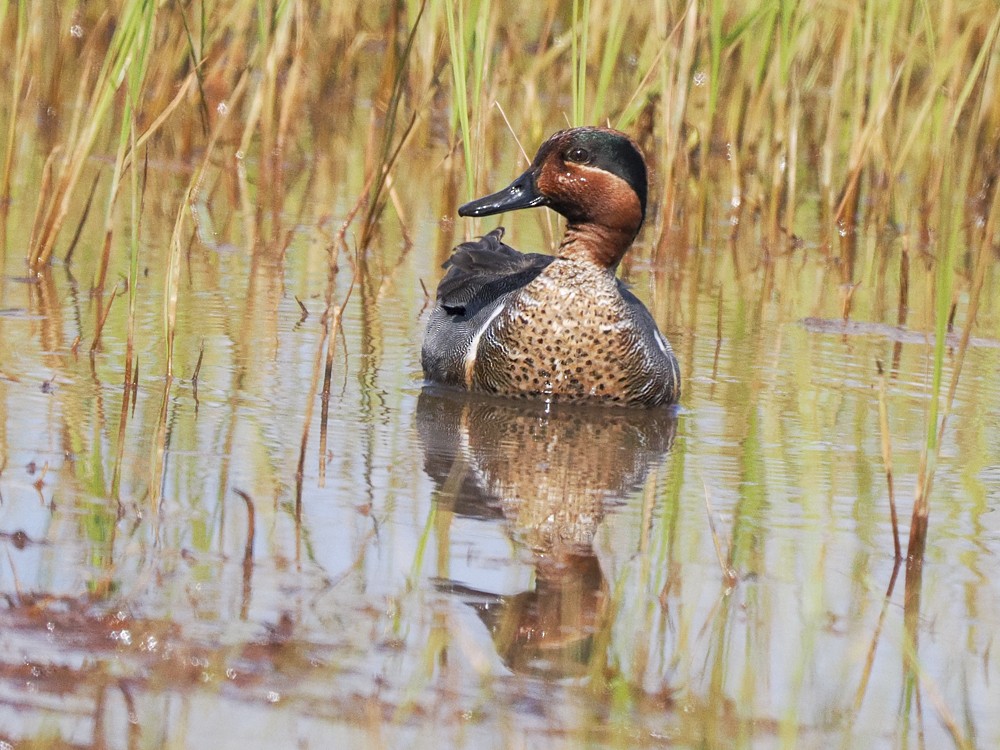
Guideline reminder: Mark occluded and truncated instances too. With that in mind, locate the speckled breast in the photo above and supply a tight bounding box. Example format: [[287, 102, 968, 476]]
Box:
[[468, 259, 672, 405]]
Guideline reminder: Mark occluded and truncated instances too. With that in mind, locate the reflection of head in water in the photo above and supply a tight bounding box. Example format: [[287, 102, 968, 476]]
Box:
[[417, 387, 676, 677], [438, 552, 606, 678]]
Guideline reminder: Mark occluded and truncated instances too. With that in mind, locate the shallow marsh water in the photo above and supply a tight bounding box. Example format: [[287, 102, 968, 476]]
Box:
[[2, 55, 1000, 750]]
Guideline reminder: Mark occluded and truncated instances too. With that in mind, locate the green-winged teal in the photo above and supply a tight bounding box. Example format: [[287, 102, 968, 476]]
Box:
[[422, 126, 680, 407]]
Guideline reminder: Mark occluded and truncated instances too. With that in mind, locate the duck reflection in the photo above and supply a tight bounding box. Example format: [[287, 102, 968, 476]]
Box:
[[416, 388, 676, 677]]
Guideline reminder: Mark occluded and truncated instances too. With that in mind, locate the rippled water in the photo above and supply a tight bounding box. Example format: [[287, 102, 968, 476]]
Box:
[[1, 142, 999, 749]]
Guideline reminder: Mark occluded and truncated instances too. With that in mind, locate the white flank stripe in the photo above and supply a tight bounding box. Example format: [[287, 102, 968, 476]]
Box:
[[464, 304, 507, 387], [654, 329, 670, 355]]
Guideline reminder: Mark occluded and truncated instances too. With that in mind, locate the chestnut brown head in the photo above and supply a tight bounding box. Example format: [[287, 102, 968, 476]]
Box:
[[459, 127, 648, 238]]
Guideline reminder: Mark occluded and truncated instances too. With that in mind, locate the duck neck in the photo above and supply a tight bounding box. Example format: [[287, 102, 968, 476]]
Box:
[[557, 221, 638, 271]]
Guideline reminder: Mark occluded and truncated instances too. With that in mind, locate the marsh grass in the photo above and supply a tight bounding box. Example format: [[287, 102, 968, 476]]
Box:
[[2, 0, 1000, 745]]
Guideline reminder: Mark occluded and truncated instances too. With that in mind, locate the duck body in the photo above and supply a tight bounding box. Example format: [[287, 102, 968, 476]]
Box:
[[422, 127, 680, 407]]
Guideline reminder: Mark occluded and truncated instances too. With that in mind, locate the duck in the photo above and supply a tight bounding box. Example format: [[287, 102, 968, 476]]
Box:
[[422, 126, 680, 407]]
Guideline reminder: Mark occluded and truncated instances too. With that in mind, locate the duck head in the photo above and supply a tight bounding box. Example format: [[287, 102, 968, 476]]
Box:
[[459, 127, 648, 267]]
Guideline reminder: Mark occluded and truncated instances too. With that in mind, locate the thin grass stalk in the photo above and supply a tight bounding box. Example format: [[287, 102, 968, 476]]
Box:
[[99, 0, 155, 298], [29, 0, 154, 270], [765, 0, 802, 244], [162, 56, 254, 378], [232, 489, 257, 620], [260, 0, 295, 208], [925, 115, 1000, 483], [63, 173, 101, 266], [175, 0, 211, 135], [234, 0, 295, 248], [270, 0, 305, 247], [444, 0, 474, 200], [95, 68, 191, 287], [851, 561, 901, 712], [907, 151, 955, 559], [704, 0, 722, 137], [275, 0, 306, 170], [90, 281, 122, 354], [892, 22, 979, 182], [95, 114, 133, 296], [317, 260, 356, 488], [592, 1, 627, 123], [163, 221, 182, 380], [469, 0, 491, 184], [901, 558, 974, 749], [820, 16, 853, 233], [125, 102, 148, 389], [834, 67, 902, 228], [110, 352, 136, 501], [783, 67, 800, 239], [876, 360, 901, 560], [148, 378, 172, 513], [703, 478, 737, 584], [0, 0, 30, 211], [871, 0, 904, 142], [946, 8, 1000, 138], [614, 40, 666, 130], [907, 17, 998, 537], [26, 146, 62, 258], [655, 0, 697, 247], [571, 0, 590, 126], [125, 71, 197, 171], [359, 1, 426, 248]]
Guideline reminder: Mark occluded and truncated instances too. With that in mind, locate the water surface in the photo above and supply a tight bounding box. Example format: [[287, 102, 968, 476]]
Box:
[[1, 124, 999, 750]]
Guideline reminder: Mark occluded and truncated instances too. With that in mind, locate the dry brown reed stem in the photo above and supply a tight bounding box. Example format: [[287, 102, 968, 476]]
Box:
[[28, 1, 177, 273], [820, 18, 852, 234], [89, 281, 122, 354], [923, 159, 1000, 483], [27, 48, 98, 270], [851, 561, 900, 712], [875, 360, 901, 560], [122, 71, 198, 173], [147, 378, 172, 514], [654, 1, 697, 253], [95, 125, 133, 296], [191, 342, 205, 414], [339, 103, 423, 255], [782, 75, 801, 243], [300, 261, 353, 502], [162, 63, 253, 377], [905, 50, 999, 555], [490, 101, 559, 248], [707, 287, 722, 381], [702, 478, 737, 586], [336, 167, 382, 252], [233, 489, 257, 621], [834, 68, 902, 233], [275, 9, 306, 183], [359, 2, 426, 251], [27, 146, 64, 257], [902, 556, 974, 750], [111, 353, 138, 502], [0, 0, 30, 210], [63, 173, 101, 267], [130, 358, 139, 418], [616, 41, 666, 131]]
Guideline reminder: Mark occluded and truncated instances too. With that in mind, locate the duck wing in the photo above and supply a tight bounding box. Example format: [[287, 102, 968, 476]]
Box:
[[436, 228, 554, 317], [423, 228, 554, 386]]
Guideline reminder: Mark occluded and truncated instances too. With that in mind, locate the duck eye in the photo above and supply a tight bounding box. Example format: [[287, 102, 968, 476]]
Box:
[[565, 147, 590, 163]]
